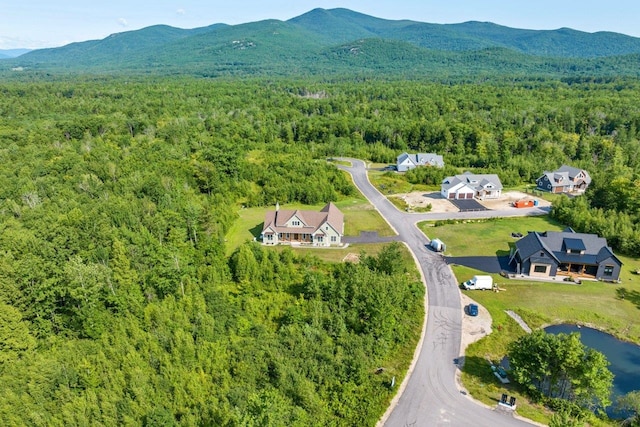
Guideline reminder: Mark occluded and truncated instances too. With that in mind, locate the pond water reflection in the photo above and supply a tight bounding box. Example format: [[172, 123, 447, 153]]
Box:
[[545, 324, 640, 418]]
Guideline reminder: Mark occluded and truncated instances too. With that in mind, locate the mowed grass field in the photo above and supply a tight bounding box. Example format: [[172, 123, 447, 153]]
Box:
[[367, 168, 434, 196], [420, 215, 565, 257]]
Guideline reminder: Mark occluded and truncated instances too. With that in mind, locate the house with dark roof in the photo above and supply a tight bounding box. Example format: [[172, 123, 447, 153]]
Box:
[[396, 152, 444, 172], [260, 202, 344, 247], [509, 229, 622, 281], [440, 172, 503, 200], [536, 165, 591, 194]]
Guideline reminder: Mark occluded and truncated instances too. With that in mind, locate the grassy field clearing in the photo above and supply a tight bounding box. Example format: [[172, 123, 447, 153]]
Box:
[[368, 169, 434, 195], [419, 215, 565, 256]]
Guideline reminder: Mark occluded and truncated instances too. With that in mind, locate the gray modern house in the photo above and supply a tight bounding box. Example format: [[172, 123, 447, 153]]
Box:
[[396, 152, 444, 172], [536, 165, 591, 194], [509, 228, 622, 282]]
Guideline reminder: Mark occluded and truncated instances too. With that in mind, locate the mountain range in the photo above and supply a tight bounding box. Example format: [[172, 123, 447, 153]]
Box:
[[0, 49, 31, 59], [3, 8, 640, 78]]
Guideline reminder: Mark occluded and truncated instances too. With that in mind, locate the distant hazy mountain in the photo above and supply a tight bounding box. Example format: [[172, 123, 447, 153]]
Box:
[[0, 48, 31, 59], [5, 8, 640, 78]]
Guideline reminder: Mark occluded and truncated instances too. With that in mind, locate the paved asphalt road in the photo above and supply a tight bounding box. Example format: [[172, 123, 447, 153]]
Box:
[[446, 256, 512, 274], [338, 159, 541, 427]]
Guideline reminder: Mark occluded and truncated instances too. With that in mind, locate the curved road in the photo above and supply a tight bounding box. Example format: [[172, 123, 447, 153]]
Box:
[[338, 159, 540, 427]]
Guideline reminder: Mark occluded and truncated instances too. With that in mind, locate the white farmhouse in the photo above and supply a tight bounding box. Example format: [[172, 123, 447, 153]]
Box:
[[261, 202, 344, 247]]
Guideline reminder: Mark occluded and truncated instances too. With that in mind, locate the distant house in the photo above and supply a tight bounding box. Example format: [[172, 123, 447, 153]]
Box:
[[536, 165, 591, 194], [440, 172, 503, 200], [396, 152, 444, 172], [261, 202, 344, 247], [509, 228, 622, 282]]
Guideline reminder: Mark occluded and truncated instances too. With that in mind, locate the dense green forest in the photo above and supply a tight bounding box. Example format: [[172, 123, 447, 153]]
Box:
[[1, 75, 640, 424]]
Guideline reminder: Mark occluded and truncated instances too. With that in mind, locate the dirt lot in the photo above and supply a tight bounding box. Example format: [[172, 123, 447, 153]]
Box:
[[400, 191, 550, 213], [460, 294, 492, 352], [401, 192, 459, 212]]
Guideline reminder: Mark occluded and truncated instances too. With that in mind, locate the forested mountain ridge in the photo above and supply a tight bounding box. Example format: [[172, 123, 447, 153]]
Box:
[[4, 8, 640, 78], [290, 8, 640, 57]]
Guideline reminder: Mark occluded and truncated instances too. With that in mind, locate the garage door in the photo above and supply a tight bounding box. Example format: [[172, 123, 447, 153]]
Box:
[[466, 193, 474, 199], [448, 193, 455, 199]]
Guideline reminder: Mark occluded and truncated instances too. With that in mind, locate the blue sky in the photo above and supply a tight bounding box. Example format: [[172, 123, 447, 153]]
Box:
[[1, 0, 639, 49]]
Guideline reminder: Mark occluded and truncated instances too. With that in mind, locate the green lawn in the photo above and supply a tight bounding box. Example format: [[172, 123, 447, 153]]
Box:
[[368, 169, 433, 196], [419, 216, 565, 257], [225, 196, 395, 256], [338, 198, 396, 237]]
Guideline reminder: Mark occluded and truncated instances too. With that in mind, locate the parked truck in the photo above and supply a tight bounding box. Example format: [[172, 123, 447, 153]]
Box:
[[461, 275, 493, 290]]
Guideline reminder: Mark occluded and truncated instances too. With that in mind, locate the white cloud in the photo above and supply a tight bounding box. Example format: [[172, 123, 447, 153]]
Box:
[[118, 18, 129, 27], [176, 8, 186, 15]]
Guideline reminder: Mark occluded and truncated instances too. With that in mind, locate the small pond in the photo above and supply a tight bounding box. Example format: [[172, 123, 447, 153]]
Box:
[[545, 324, 640, 418]]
